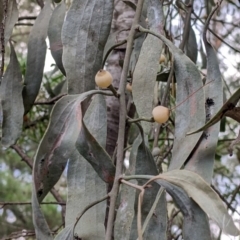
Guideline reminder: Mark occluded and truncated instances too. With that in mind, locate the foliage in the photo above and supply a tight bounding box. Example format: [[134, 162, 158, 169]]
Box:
[[0, 0, 240, 239]]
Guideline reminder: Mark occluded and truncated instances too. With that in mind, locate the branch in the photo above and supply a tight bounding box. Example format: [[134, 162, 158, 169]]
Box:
[[73, 195, 109, 236], [34, 93, 67, 105], [10, 144, 65, 204], [179, 0, 194, 50], [0, 201, 66, 209], [105, 0, 145, 238]]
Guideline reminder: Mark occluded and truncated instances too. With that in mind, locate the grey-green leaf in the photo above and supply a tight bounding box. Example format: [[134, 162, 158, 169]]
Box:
[[76, 120, 115, 183], [48, 1, 66, 75], [54, 224, 74, 240], [65, 94, 107, 239], [185, 4, 223, 182], [33, 90, 107, 203], [185, 25, 198, 63], [22, 1, 52, 114], [132, 0, 164, 135], [130, 132, 167, 239], [187, 87, 240, 135], [146, 27, 205, 171], [62, 0, 114, 94], [32, 186, 53, 240], [114, 136, 140, 240], [0, 43, 24, 148], [160, 170, 240, 236], [4, 0, 18, 45]]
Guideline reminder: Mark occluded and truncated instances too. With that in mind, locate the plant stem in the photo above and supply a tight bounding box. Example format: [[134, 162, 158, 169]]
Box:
[[105, 0, 145, 238]]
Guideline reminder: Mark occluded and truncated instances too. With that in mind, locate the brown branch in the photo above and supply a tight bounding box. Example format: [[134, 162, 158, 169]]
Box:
[[10, 144, 65, 207], [34, 93, 67, 105], [105, 0, 145, 238], [179, 0, 194, 50], [0, 0, 8, 79], [0, 201, 66, 209], [211, 185, 240, 215]]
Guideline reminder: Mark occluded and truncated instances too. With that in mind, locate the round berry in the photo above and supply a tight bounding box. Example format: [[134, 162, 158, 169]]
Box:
[[152, 106, 170, 124], [95, 69, 113, 88]]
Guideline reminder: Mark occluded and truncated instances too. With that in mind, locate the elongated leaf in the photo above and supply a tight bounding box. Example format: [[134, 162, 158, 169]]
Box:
[[185, 25, 198, 63], [0, 43, 24, 148], [33, 90, 108, 203], [130, 133, 167, 239], [143, 27, 205, 170], [132, 0, 164, 135], [22, 0, 52, 114], [4, 0, 18, 45], [32, 187, 53, 240], [160, 179, 211, 240], [48, 1, 66, 75], [76, 120, 115, 183], [66, 94, 107, 239], [185, 3, 223, 182], [62, 0, 114, 94], [114, 136, 140, 240], [187, 87, 240, 135], [54, 224, 74, 240], [159, 170, 239, 236]]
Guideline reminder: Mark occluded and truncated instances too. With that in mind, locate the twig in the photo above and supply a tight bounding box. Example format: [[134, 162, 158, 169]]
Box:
[[211, 185, 240, 214], [73, 195, 109, 235], [10, 144, 65, 206], [0, 0, 8, 79], [102, 39, 127, 68], [192, 3, 240, 53], [105, 0, 145, 238], [0, 201, 66, 209], [179, 0, 193, 50], [127, 116, 154, 123], [34, 93, 67, 105]]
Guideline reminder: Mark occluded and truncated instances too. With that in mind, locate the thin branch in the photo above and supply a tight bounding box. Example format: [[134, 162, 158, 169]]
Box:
[[105, 0, 145, 238], [10, 144, 65, 204], [34, 93, 67, 105], [73, 195, 109, 235], [0, 201, 66, 209], [179, 0, 194, 50], [211, 185, 240, 214], [192, 3, 240, 53], [127, 116, 154, 123]]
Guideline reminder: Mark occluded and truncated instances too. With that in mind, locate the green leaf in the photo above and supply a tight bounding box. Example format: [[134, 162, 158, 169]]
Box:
[[4, 0, 18, 45], [132, 0, 164, 135], [62, 0, 114, 94], [147, 27, 205, 171], [0, 43, 24, 148], [22, 0, 52, 114], [48, 1, 66, 75], [159, 170, 240, 236], [65, 94, 107, 239], [76, 120, 115, 184]]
